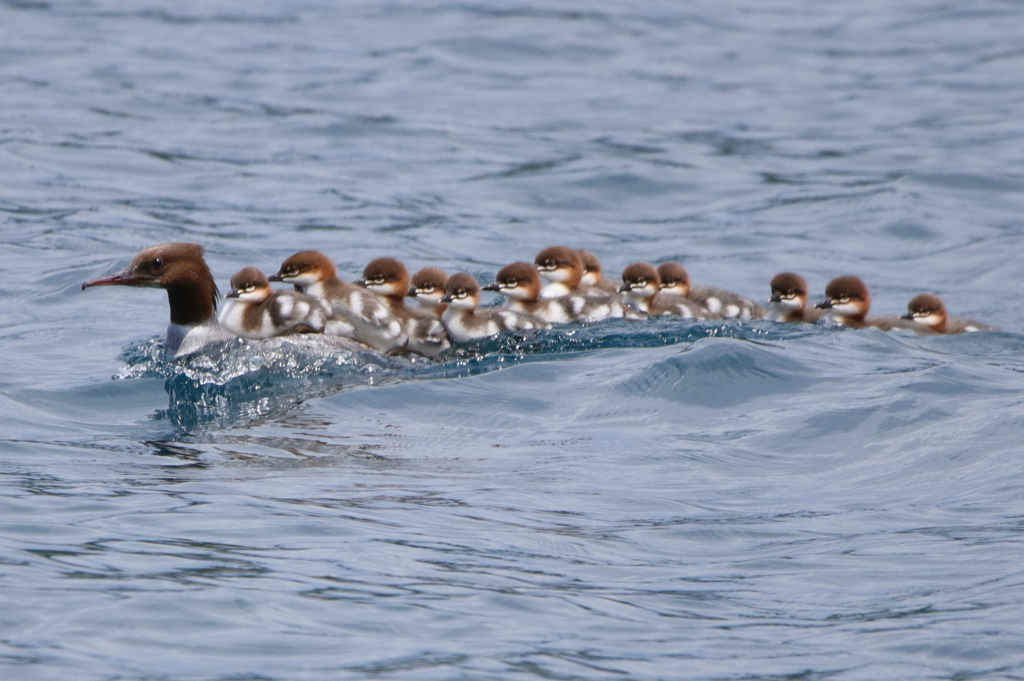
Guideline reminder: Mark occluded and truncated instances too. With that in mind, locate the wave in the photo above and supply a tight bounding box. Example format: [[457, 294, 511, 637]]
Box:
[[617, 337, 816, 408], [114, 319, 814, 430]]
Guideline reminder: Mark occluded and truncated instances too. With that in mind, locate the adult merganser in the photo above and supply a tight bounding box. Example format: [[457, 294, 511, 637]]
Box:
[[82, 242, 237, 357]]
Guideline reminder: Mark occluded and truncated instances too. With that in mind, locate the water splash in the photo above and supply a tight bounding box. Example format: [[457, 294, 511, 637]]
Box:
[[111, 319, 818, 430]]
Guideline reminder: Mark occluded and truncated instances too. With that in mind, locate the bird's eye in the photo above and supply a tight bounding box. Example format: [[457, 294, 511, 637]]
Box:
[[421, 285, 434, 293], [457, 290, 467, 298], [244, 285, 255, 293], [662, 280, 675, 287], [838, 297, 850, 304], [284, 268, 297, 277], [636, 278, 646, 287], [504, 279, 517, 287], [151, 258, 164, 269], [371, 276, 384, 285]]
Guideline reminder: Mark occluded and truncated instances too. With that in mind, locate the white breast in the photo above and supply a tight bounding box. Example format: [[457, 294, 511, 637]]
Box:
[[166, 321, 237, 358], [217, 299, 248, 334], [442, 309, 499, 343], [513, 298, 573, 324], [540, 282, 573, 299]]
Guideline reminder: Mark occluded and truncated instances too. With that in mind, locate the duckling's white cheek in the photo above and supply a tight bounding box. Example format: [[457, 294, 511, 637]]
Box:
[[450, 297, 475, 310], [502, 287, 529, 301], [541, 267, 572, 283], [237, 290, 265, 303], [217, 300, 251, 334], [918, 313, 942, 328], [366, 282, 396, 296], [661, 285, 686, 299], [776, 297, 802, 310], [830, 301, 859, 316], [289, 272, 318, 287]]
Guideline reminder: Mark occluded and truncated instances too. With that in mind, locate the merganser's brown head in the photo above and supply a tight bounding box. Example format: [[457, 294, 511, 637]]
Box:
[[769, 272, 809, 311], [440, 273, 481, 310], [82, 242, 218, 326], [483, 262, 542, 302], [407, 267, 448, 309], [357, 257, 409, 300], [577, 250, 603, 288], [816, 276, 870, 322], [269, 250, 337, 287], [619, 262, 660, 306], [534, 246, 583, 288], [656, 262, 691, 299], [901, 293, 947, 332], [225, 267, 272, 303]]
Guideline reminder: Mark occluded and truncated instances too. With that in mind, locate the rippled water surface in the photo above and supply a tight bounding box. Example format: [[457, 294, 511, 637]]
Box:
[[3, 1, 1024, 679]]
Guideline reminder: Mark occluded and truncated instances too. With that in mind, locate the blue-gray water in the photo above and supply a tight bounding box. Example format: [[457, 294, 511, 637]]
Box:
[[2, 1, 1024, 679]]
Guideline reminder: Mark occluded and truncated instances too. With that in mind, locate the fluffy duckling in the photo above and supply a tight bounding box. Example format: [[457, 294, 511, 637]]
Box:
[[619, 262, 712, 318], [407, 267, 449, 317], [901, 293, 998, 334], [577, 250, 621, 294], [657, 262, 766, 319], [269, 250, 401, 350], [534, 245, 627, 321], [483, 261, 580, 324], [219, 267, 328, 339], [441, 273, 550, 343], [768, 272, 826, 323], [358, 257, 449, 357], [815, 276, 915, 330]]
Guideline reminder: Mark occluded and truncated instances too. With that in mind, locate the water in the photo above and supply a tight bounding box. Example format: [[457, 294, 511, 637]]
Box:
[[2, 1, 1024, 679]]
